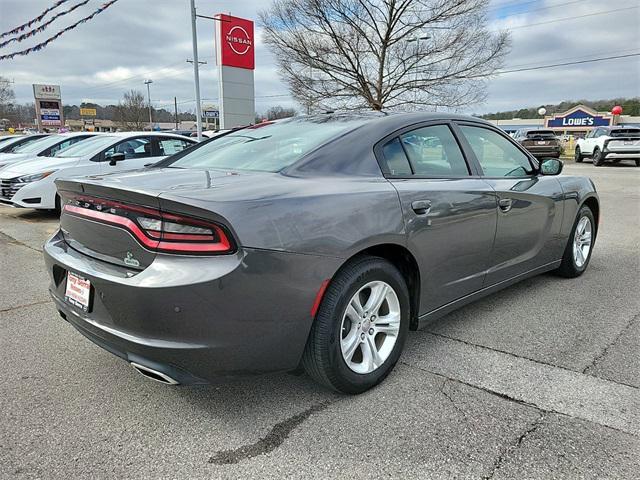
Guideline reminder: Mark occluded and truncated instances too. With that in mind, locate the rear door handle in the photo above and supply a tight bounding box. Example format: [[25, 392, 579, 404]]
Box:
[[498, 198, 513, 212], [411, 200, 432, 215]]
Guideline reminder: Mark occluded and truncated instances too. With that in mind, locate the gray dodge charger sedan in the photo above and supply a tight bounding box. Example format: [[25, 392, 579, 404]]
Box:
[[44, 113, 599, 393]]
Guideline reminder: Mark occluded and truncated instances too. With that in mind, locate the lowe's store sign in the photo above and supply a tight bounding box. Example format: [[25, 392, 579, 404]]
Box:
[[546, 107, 611, 128]]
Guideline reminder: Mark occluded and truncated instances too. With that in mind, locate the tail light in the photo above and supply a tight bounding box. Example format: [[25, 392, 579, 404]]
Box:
[[62, 194, 233, 255]]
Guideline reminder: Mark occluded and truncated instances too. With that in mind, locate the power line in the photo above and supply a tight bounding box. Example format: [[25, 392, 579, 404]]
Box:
[[507, 6, 639, 29], [491, 52, 640, 76], [502, 47, 640, 70]]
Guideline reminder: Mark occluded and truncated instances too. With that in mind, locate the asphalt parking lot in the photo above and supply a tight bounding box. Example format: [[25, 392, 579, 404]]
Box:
[[1, 161, 638, 479]]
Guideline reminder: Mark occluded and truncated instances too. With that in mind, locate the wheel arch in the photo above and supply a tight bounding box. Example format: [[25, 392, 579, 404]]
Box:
[[333, 243, 421, 330], [581, 195, 600, 234]]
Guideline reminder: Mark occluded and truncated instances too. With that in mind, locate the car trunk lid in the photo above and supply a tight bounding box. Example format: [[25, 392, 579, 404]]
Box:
[[56, 171, 241, 270]]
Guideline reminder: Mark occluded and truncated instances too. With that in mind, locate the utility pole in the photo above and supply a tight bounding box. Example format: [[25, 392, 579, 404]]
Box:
[[144, 79, 153, 130], [189, 0, 203, 141], [174, 96, 179, 130]]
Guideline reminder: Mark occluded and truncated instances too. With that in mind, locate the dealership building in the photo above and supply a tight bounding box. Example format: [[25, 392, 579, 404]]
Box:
[[487, 105, 640, 137]]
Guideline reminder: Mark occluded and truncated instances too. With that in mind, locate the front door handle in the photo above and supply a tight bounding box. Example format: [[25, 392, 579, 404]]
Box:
[[498, 198, 513, 212], [411, 200, 432, 215]]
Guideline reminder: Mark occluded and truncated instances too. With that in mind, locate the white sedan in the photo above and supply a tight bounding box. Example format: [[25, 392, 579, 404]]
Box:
[[0, 132, 196, 212], [0, 132, 97, 169]]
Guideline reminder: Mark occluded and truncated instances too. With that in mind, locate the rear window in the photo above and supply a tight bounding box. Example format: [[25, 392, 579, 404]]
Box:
[[526, 130, 556, 138], [164, 117, 367, 172], [610, 129, 640, 138]]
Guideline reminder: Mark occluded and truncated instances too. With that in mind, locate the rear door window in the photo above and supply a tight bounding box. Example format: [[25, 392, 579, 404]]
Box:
[[158, 138, 192, 156], [380, 124, 470, 177]]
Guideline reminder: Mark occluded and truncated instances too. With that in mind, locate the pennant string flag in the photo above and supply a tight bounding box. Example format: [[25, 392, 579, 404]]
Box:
[[0, 0, 91, 49], [0, 0, 120, 61], [0, 0, 71, 39]]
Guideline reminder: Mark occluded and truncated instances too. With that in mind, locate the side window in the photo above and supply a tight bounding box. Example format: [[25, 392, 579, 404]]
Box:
[[104, 137, 152, 160], [400, 125, 469, 176], [158, 138, 191, 156], [45, 136, 89, 156], [459, 125, 533, 177], [381, 137, 412, 176]]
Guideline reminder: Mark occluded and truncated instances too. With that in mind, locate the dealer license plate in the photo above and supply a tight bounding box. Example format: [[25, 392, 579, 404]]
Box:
[[537, 141, 547, 145], [65, 272, 91, 312]]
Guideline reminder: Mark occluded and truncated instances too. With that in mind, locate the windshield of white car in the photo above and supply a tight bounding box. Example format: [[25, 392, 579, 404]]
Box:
[[53, 135, 118, 157], [164, 117, 368, 172], [12, 135, 69, 154]]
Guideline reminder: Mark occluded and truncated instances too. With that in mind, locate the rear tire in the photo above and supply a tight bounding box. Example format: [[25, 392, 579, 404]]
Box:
[[592, 148, 605, 166], [302, 256, 410, 394], [555, 206, 595, 278], [574, 146, 583, 163]]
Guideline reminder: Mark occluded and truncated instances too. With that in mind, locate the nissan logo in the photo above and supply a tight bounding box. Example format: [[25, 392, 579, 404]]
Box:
[[226, 26, 252, 55]]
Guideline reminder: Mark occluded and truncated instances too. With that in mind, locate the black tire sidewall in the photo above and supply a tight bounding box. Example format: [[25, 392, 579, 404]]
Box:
[[593, 148, 604, 166], [575, 146, 583, 162], [321, 259, 410, 393]]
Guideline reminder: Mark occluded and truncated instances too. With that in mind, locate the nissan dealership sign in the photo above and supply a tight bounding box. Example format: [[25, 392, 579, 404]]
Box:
[[215, 14, 255, 128]]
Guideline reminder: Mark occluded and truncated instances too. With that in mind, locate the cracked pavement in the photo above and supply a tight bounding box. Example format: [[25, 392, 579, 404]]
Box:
[[1, 163, 638, 479]]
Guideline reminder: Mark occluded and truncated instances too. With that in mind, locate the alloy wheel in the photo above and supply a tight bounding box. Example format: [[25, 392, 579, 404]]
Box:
[[573, 216, 592, 268], [340, 281, 401, 374]]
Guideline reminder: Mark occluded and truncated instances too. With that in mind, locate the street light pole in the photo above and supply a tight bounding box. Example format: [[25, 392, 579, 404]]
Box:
[[189, 0, 203, 141], [144, 79, 153, 130], [407, 35, 431, 110]]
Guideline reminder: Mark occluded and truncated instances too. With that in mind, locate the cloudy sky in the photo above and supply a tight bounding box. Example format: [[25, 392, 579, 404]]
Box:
[[1, 0, 638, 115]]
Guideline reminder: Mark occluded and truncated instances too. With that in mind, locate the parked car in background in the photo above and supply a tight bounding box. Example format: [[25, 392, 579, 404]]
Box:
[[0, 132, 196, 212], [513, 129, 562, 158], [0, 134, 49, 154], [575, 126, 640, 166], [0, 132, 97, 169], [44, 113, 599, 393]]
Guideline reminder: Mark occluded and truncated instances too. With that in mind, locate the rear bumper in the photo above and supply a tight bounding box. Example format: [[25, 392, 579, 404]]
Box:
[[602, 151, 640, 159], [44, 230, 342, 384], [523, 146, 561, 157]]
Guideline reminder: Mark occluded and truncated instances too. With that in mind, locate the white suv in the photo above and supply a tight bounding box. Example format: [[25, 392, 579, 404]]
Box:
[[575, 126, 640, 167]]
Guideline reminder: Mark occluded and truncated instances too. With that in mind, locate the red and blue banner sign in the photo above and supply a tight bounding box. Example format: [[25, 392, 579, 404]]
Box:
[[546, 107, 611, 128]]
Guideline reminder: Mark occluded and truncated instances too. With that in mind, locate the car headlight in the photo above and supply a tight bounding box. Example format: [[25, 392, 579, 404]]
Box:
[[16, 171, 57, 183]]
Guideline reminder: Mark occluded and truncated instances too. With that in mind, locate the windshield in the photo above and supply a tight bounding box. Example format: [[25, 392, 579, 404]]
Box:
[[165, 117, 367, 172], [54, 135, 118, 157], [12, 135, 68, 154]]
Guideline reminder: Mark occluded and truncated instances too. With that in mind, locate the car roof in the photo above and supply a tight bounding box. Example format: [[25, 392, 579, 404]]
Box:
[[106, 131, 197, 138]]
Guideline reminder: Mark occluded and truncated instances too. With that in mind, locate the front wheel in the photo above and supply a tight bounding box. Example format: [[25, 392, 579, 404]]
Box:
[[635, 159, 640, 167], [302, 256, 410, 394], [555, 206, 595, 278], [574, 146, 583, 163]]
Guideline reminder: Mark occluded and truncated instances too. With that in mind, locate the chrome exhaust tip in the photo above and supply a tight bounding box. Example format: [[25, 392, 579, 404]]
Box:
[[130, 362, 179, 385]]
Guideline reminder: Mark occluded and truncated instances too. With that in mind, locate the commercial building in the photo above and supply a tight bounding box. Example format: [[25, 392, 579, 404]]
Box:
[[487, 104, 640, 137]]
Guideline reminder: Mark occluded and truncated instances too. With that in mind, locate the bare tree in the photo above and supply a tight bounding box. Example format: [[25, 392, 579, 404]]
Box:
[[260, 0, 510, 111], [0, 76, 16, 120], [115, 90, 147, 131], [265, 105, 298, 120]]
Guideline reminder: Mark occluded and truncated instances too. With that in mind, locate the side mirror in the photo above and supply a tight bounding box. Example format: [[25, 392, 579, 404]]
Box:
[[106, 152, 125, 166], [540, 158, 563, 176]]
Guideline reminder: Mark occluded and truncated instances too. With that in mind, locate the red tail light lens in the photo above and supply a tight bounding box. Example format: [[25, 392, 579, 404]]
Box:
[[62, 194, 233, 255]]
